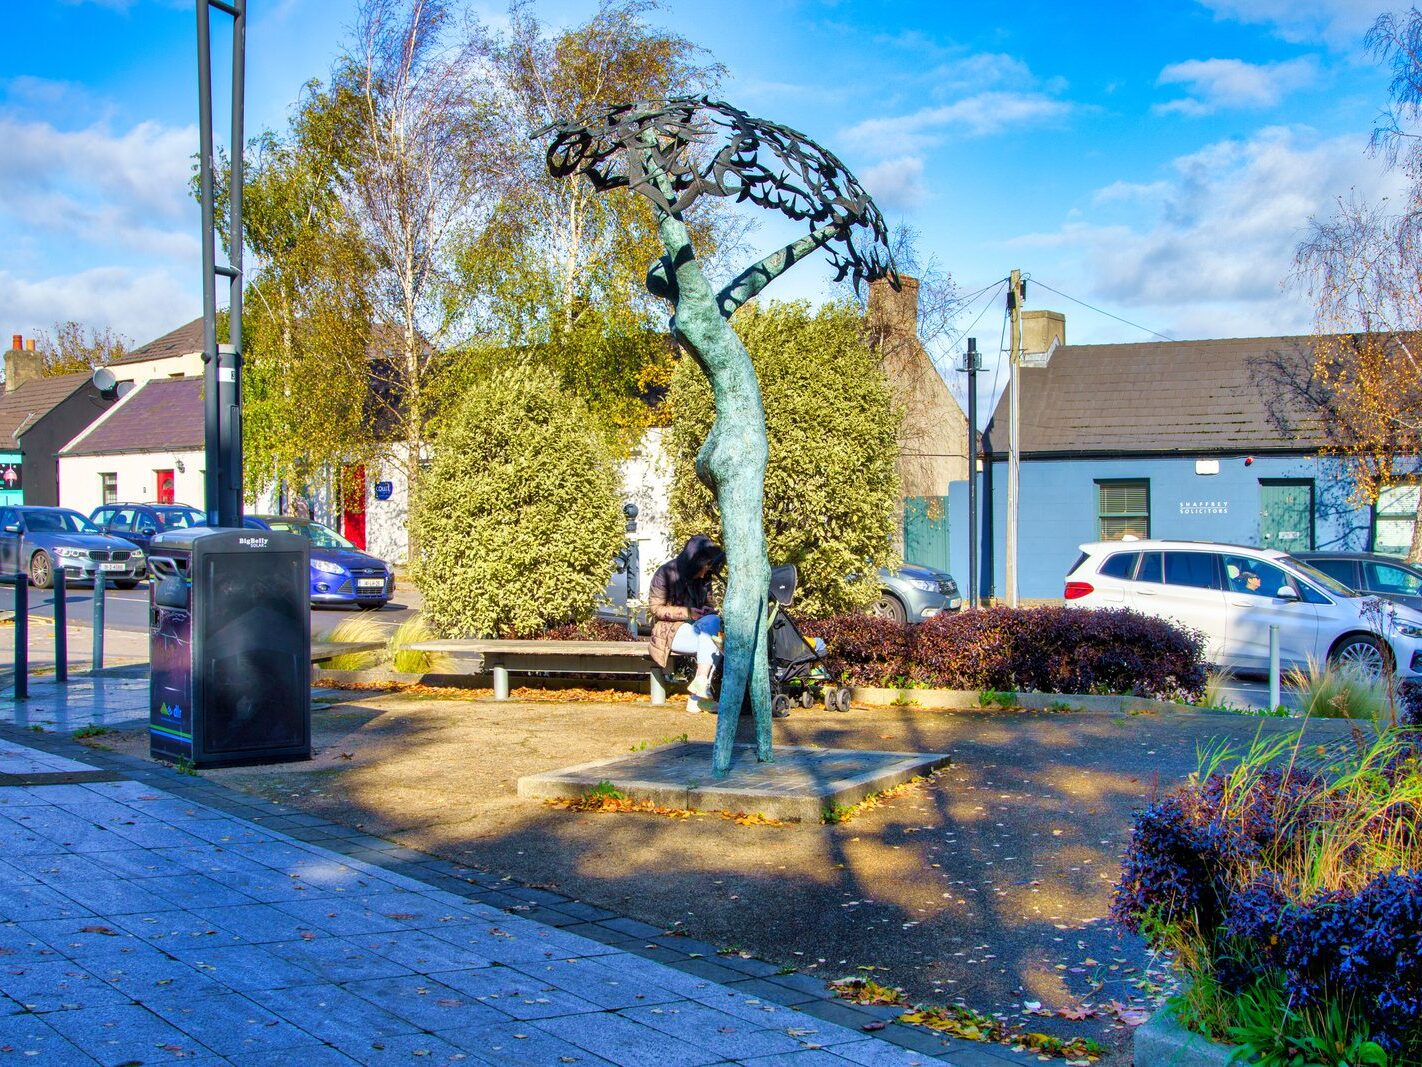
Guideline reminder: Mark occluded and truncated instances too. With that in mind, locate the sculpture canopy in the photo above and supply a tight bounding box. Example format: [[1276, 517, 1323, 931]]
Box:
[[536, 96, 897, 293]]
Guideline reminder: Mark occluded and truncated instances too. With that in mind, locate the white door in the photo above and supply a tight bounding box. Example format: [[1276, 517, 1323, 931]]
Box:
[[1222, 554, 1319, 670], [1151, 551, 1229, 661]]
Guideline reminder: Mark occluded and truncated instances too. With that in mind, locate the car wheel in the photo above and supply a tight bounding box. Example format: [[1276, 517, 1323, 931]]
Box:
[[872, 591, 907, 624], [28, 552, 52, 590], [1330, 634, 1390, 679]]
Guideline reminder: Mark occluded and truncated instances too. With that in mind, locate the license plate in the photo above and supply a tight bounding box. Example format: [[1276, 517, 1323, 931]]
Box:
[[357, 578, 385, 590], [100, 562, 125, 572]]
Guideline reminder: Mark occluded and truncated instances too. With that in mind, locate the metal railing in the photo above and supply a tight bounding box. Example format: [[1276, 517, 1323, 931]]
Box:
[[5, 568, 111, 698]]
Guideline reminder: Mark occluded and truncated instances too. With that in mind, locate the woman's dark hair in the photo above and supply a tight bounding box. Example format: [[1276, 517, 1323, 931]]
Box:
[[666, 534, 723, 607]]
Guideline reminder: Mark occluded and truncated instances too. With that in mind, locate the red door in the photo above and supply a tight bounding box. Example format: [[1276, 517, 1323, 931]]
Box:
[[155, 470, 175, 504], [340, 465, 367, 550]]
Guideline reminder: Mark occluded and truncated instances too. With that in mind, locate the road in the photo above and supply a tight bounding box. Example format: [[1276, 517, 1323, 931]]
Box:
[[12, 582, 424, 638]]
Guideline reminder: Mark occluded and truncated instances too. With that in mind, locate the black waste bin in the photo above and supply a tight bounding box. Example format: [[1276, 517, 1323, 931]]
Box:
[[148, 526, 311, 768]]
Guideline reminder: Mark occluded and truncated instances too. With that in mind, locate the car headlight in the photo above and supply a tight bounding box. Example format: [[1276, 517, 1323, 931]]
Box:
[[1395, 622, 1422, 639], [311, 558, 345, 575], [907, 578, 939, 593], [131, 550, 145, 561], [54, 546, 86, 558]]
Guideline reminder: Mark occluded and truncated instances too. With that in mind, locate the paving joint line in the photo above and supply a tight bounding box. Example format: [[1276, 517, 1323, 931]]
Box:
[[0, 721, 1042, 1066]]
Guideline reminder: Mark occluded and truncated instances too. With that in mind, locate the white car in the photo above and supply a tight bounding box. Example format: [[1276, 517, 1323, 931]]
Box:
[[1063, 539, 1422, 678]]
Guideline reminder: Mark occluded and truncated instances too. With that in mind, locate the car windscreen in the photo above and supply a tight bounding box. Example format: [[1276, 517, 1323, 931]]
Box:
[[1283, 556, 1358, 597], [266, 520, 355, 550], [22, 510, 99, 534]]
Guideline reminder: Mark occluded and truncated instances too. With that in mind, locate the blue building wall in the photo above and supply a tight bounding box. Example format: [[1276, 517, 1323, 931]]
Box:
[[948, 454, 1374, 602]]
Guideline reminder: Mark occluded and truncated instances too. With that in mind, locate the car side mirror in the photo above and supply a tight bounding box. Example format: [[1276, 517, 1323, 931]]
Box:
[[140, 527, 157, 537], [1276, 585, 1299, 601], [1, 524, 17, 534]]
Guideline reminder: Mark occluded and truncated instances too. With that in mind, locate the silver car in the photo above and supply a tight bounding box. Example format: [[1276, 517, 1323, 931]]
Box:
[[0, 506, 145, 589], [874, 564, 963, 623]]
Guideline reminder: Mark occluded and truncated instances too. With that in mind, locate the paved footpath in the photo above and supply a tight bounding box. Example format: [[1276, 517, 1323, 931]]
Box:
[[0, 731, 979, 1067]]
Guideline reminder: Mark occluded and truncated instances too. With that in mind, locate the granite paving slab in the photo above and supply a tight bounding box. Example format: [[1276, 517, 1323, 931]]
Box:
[[0, 737, 964, 1064], [518, 740, 952, 821]]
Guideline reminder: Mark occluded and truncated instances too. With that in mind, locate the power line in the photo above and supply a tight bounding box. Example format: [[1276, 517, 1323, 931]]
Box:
[[1027, 278, 1177, 343], [935, 279, 1008, 374]]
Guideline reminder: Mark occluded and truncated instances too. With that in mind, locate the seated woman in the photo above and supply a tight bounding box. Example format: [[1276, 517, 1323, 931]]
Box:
[[649, 534, 725, 712]]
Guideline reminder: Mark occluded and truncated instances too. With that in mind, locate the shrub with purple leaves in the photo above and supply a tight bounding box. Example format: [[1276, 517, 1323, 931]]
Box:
[[1399, 679, 1422, 727], [807, 606, 1205, 700], [535, 618, 640, 642]]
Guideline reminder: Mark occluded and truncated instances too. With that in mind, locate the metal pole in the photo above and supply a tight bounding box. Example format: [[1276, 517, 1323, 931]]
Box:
[[197, 0, 220, 528], [222, 0, 246, 528], [92, 571, 105, 672], [1268, 624, 1281, 712], [1006, 269, 1023, 608], [964, 337, 979, 609], [52, 570, 66, 683], [13, 575, 27, 700]]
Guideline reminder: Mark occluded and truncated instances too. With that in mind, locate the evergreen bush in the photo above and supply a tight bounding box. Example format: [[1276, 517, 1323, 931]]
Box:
[[411, 366, 626, 638]]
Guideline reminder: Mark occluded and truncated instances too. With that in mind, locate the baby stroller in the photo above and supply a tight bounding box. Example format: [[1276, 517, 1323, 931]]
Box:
[[666, 564, 852, 715]]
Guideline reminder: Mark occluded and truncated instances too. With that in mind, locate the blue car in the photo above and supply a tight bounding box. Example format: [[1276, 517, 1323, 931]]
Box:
[[243, 515, 393, 609]]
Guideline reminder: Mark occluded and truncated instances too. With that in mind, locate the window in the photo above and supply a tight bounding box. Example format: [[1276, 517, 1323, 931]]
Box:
[[1164, 552, 1221, 589], [1098, 552, 1138, 579], [1223, 554, 1291, 598], [1136, 552, 1163, 583], [1097, 479, 1149, 540], [1375, 485, 1419, 556], [1364, 561, 1422, 597], [1307, 558, 1358, 587], [109, 508, 137, 531], [100, 473, 118, 505]]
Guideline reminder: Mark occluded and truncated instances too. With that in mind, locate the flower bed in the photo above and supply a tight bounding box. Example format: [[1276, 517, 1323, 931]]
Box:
[[1112, 728, 1422, 1063], [805, 606, 1206, 702]]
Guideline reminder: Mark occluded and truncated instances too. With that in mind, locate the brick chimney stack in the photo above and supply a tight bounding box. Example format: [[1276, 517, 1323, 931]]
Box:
[[4, 333, 44, 393], [867, 274, 920, 337]]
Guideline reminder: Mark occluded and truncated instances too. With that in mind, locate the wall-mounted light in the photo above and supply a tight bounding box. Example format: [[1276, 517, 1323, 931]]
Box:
[[175, 458, 186, 473]]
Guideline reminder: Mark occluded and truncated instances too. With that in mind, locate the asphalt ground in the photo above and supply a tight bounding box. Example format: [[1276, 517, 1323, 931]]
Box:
[[88, 692, 1357, 1065]]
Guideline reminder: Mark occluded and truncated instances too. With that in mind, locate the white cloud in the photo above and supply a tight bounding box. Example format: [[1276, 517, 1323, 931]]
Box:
[[1195, 0, 1378, 46], [1156, 57, 1318, 115], [0, 115, 197, 257], [0, 266, 196, 344], [843, 91, 1075, 152], [928, 52, 1034, 96], [861, 156, 928, 211], [1010, 126, 1406, 340]]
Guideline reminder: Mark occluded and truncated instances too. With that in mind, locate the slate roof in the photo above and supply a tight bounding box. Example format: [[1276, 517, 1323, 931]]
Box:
[[112, 317, 205, 366], [0, 372, 95, 443], [982, 335, 1328, 458], [63, 377, 203, 455]]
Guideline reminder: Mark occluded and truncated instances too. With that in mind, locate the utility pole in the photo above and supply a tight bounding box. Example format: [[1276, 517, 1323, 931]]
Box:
[[962, 337, 981, 608], [196, 0, 246, 528], [1005, 269, 1025, 607]]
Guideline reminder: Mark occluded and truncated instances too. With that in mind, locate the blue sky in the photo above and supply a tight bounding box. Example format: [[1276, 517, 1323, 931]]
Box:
[[0, 0, 1404, 393]]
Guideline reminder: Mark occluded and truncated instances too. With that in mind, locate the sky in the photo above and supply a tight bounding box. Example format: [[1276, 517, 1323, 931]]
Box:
[[0, 0, 1408, 407]]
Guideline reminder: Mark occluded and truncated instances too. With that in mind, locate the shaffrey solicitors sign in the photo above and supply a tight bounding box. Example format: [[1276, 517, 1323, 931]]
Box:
[[0, 462, 20, 491]]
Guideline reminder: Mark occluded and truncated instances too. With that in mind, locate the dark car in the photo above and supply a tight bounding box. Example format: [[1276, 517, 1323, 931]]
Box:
[[90, 503, 205, 556], [243, 515, 393, 609], [1294, 551, 1422, 612], [0, 505, 145, 589]]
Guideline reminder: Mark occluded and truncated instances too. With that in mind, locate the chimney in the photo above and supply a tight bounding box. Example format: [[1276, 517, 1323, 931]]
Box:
[[4, 333, 44, 393], [867, 274, 920, 337], [1021, 309, 1065, 366]]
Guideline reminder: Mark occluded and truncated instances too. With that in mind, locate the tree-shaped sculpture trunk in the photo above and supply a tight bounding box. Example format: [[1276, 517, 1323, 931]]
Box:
[[537, 97, 895, 776]]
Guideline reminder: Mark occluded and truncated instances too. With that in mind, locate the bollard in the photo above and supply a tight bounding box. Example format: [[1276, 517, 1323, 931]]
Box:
[[52, 569, 66, 683], [13, 573, 27, 700], [1268, 624, 1281, 713], [91, 570, 105, 672]]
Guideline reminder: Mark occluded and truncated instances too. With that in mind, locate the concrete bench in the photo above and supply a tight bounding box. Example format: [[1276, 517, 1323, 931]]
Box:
[[404, 639, 668, 704], [310, 640, 387, 664]]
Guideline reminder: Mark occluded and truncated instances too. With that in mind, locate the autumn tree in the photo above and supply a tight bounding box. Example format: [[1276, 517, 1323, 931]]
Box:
[[470, 0, 729, 443], [235, 113, 376, 502], [318, 0, 510, 556], [32, 321, 130, 376], [1283, 11, 1422, 561]]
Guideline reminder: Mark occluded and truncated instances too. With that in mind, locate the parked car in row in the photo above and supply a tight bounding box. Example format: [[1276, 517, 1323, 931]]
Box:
[[1294, 551, 1422, 613], [90, 502, 205, 556], [242, 515, 393, 609], [1064, 539, 1422, 679], [873, 564, 963, 623], [0, 505, 146, 589]]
